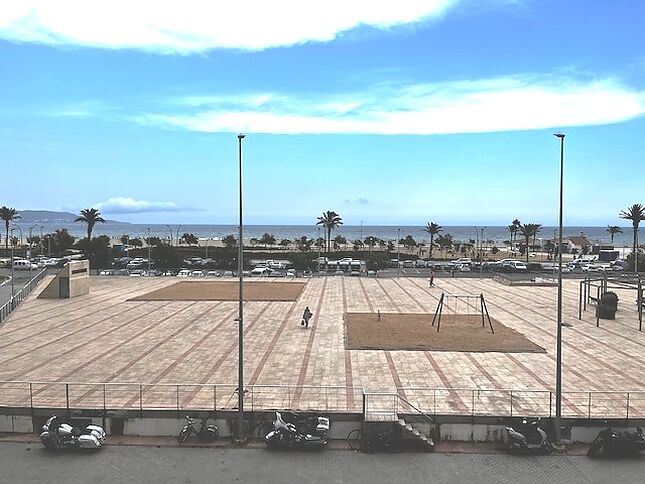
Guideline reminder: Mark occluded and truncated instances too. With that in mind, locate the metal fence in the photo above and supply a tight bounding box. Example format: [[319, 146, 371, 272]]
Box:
[[0, 381, 642, 420], [0, 268, 47, 323]]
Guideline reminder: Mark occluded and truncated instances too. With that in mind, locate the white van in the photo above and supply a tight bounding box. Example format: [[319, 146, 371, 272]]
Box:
[[13, 259, 38, 271]]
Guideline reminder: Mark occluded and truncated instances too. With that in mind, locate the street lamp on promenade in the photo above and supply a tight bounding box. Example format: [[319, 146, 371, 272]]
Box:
[[317, 226, 321, 273], [28, 224, 37, 278], [176, 226, 182, 247], [236, 133, 246, 443], [10, 227, 15, 298], [480, 227, 486, 279], [166, 225, 173, 246], [147, 227, 152, 274], [554, 132, 565, 445], [397, 228, 401, 278]]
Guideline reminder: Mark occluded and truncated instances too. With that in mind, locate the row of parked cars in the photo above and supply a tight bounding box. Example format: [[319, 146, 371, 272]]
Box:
[[394, 256, 626, 274], [2, 256, 70, 271]]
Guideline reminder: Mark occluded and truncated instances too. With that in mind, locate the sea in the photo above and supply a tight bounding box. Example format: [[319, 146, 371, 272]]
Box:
[[22, 223, 635, 247]]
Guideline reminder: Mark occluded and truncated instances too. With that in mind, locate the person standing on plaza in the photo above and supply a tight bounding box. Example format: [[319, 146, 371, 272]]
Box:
[[429, 269, 435, 287], [301, 306, 313, 328]]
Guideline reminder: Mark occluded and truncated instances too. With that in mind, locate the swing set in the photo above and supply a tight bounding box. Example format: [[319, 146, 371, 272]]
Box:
[[431, 292, 495, 334]]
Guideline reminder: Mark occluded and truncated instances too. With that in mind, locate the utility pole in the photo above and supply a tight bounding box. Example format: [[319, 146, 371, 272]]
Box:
[[554, 132, 566, 446], [397, 228, 401, 278]]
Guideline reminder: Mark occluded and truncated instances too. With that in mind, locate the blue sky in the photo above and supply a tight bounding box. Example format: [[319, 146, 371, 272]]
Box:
[[1, 0, 644, 226]]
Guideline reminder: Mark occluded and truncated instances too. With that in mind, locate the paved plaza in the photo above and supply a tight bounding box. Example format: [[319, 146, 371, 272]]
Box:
[[0, 275, 643, 418]]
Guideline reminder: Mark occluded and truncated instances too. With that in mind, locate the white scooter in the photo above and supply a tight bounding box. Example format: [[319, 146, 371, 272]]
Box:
[[505, 418, 552, 454], [40, 415, 106, 450]]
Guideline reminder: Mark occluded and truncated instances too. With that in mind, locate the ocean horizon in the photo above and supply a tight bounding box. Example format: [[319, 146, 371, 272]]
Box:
[[16, 223, 636, 247]]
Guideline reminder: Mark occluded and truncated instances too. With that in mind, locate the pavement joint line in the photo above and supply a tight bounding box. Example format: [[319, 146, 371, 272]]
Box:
[[247, 302, 299, 386], [0, 277, 171, 337], [340, 278, 355, 410], [292, 278, 328, 407], [436, 277, 641, 412], [511, 282, 645, 349], [5, 276, 168, 322], [69, 302, 213, 406], [355, 278, 398, 394], [28, 301, 178, 396], [176, 302, 272, 408], [0, 301, 149, 364], [447, 277, 645, 387]]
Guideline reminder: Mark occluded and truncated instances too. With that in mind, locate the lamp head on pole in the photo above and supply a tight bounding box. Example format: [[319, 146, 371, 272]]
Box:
[[237, 133, 246, 140], [553, 132, 565, 139]]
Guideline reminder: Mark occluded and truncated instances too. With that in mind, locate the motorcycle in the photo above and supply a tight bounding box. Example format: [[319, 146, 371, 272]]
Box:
[[39, 415, 106, 450], [505, 418, 552, 454], [264, 411, 330, 449], [177, 415, 219, 443], [587, 425, 645, 457]]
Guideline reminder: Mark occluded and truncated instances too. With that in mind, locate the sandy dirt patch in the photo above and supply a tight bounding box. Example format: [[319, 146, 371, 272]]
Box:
[[345, 313, 545, 353], [129, 281, 306, 302]]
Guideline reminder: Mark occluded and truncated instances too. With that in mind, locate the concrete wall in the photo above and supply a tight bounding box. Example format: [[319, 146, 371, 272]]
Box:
[[0, 415, 33, 433], [38, 260, 89, 299]]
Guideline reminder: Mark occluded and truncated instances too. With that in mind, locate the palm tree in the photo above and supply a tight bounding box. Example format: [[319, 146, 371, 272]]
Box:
[[422, 222, 442, 258], [507, 224, 517, 252], [74, 208, 105, 241], [606, 225, 623, 245], [620, 204, 645, 273], [0, 206, 20, 250], [531, 223, 542, 253], [316, 211, 343, 252], [518, 223, 537, 262]]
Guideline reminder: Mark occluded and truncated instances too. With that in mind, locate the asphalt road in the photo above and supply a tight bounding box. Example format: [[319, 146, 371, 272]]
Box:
[[0, 268, 35, 307], [0, 443, 643, 484]]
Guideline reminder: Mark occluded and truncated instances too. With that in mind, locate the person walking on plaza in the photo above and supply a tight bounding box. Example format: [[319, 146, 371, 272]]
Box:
[[301, 306, 313, 328], [429, 269, 435, 287]]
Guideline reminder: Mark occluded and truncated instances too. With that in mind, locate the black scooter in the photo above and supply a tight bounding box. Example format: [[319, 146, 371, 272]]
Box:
[[587, 425, 645, 457], [265, 411, 330, 450], [177, 416, 219, 443], [505, 418, 552, 454]]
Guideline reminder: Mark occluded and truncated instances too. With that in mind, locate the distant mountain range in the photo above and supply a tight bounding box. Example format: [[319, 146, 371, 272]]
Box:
[[16, 210, 128, 224]]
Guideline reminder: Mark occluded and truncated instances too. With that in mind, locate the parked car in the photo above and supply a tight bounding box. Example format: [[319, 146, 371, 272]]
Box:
[[223, 271, 233, 277], [177, 269, 191, 277], [206, 270, 220, 277], [13, 259, 39, 271], [251, 267, 271, 276], [191, 270, 204, 277], [286, 269, 296, 277]]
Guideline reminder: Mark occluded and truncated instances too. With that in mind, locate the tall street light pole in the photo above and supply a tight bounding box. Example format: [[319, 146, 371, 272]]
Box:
[[166, 225, 173, 246], [176, 226, 182, 247], [480, 227, 486, 279], [236, 133, 246, 443], [397, 228, 401, 278], [317, 226, 321, 273], [147, 227, 152, 274], [40, 226, 44, 256], [29, 224, 37, 278], [473, 226, 479, 260], [554, 132, 565, 445], [10, 227, 15, 298]]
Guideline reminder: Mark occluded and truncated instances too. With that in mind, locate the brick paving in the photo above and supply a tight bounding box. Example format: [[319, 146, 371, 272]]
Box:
[[0, 275, 643, 418]]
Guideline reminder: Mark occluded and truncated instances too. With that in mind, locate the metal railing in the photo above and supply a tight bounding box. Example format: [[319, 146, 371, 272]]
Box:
[[0, 380, 642, 421], [0, 381, 364, 416], [0, 268, 47, 323], [397, 387, 645, 420]]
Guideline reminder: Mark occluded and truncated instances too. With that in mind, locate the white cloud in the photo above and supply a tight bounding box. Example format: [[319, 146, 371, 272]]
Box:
[[95, 197, 200, 214], [0, 0, 457, 52], [133, 75, 645, 135]]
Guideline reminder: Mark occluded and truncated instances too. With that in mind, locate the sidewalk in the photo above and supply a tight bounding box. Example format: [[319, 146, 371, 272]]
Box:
[[0, 433, 589, 455]]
